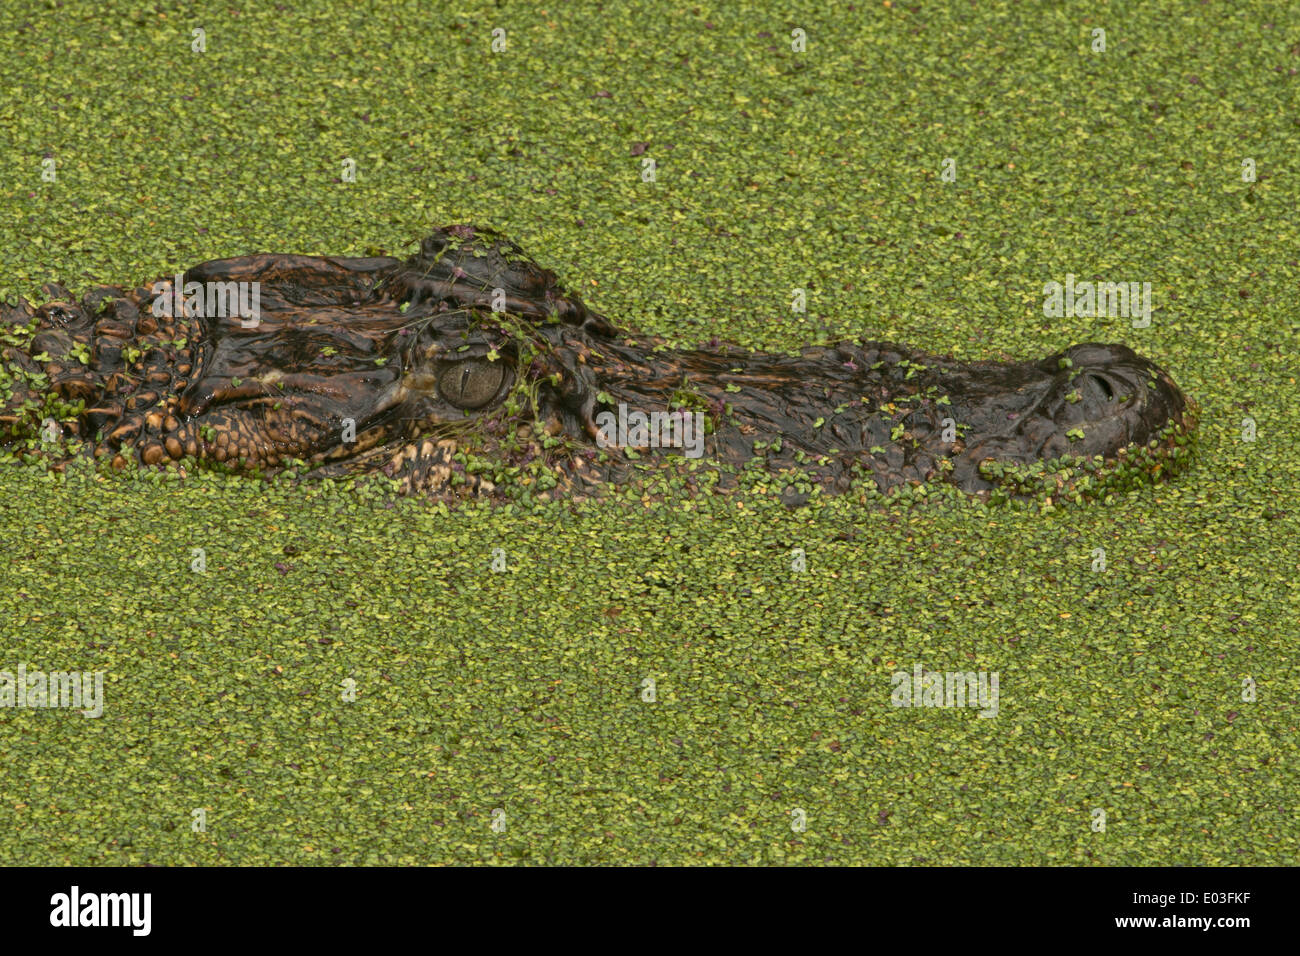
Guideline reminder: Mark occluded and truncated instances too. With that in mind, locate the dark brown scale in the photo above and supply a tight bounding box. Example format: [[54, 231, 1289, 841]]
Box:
[[125, 392, 158, 411], [107, 298, 139, 325], [108, 419, 142, 445], [95, 323, 132, 340]]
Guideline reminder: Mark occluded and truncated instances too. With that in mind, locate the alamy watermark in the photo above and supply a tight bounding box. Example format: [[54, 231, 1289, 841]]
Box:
[[891, 663, 999, 718], [49, 886, 150, 936], [1043, 274, 1151, 328], [0, 664, 104, 717], [151, 276, 262, 327], [594, 403, 705, 458]]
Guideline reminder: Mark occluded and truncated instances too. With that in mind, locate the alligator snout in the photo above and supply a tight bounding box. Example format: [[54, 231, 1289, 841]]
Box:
[[1043, 342, 1189, 460]]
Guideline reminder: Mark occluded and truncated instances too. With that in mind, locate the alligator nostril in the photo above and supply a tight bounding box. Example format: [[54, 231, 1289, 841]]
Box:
[[1089, 374, 1114, 401]]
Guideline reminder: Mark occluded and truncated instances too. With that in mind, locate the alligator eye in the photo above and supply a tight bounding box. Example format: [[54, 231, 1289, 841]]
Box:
[[438, 360, 506, 409]]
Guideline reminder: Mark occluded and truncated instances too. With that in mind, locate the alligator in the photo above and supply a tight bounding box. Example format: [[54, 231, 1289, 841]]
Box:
[[0, 225, 1196, 502]]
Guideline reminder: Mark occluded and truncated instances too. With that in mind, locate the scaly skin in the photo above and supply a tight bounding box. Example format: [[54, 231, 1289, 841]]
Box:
[[0, 225, 1196, 501]]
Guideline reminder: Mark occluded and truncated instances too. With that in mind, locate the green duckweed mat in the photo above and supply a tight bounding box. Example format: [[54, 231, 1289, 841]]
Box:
[[0, 0, 1295, 864]]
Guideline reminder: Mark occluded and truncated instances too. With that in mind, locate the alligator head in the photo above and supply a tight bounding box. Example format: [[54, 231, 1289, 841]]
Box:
[[0, 225, 1195, 501]]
